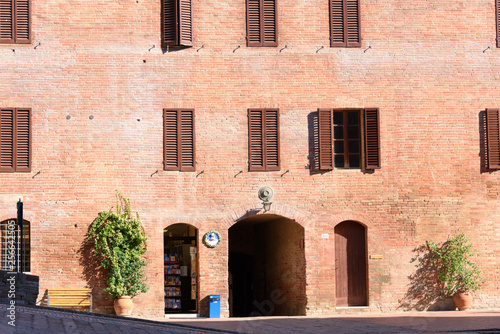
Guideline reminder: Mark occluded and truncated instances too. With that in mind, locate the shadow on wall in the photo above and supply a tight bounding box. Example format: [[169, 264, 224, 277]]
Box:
[[398, 244, 455, 311], [76, 225, 112, 314]]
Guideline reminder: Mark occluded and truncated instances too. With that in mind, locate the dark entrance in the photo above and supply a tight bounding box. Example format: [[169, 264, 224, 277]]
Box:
[[164, 224, 198, 314], [334, 221, 367, 307], [229, 214, 306, 317]]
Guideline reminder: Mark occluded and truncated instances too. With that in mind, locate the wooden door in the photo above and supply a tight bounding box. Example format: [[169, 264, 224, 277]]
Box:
[[335, 221, 367, 306]]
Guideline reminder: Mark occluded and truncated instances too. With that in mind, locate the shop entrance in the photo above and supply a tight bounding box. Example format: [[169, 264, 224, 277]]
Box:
[[229, 214, 306, 317], [164, 224, 198, 314], [334, 221, 367, 307]]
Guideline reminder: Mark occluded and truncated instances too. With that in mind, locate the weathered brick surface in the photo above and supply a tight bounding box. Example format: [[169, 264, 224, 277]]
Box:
[[0, 0, 499, 317]]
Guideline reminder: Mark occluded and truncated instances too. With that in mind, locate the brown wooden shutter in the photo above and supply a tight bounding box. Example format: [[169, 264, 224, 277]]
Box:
[[0, 0, 14, 43], [14, 108, 30, 172], [180, 110, 195, 171], [247, 0, 261, 46], [262, 0, 277, 47], [14, 0, 30, 44], [178, 0, 193, 46], [264, 109, 280, 170], [318, 108, 333, 170], [497, 0, 500, 48], [248, 109, 264, 171], [486, 108, 500, 169], [164, 109, 179, 170], [330, 0, 360, 48], [162, 0, 177, 47], [0, 108, 15, 172], [364, 108, 380, 169]]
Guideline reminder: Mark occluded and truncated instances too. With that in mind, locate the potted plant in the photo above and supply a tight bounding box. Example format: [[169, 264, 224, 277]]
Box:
[[86, 191, 149, 316], [427, 233, 484, 310]]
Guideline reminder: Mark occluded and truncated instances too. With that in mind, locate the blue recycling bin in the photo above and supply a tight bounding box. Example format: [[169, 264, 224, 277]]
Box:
[[209, 295, 220, 318]]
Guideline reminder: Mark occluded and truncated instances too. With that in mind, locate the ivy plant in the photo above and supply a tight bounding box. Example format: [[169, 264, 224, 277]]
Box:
[[427, 233, 484, 296], [86, 191, 149, 298]]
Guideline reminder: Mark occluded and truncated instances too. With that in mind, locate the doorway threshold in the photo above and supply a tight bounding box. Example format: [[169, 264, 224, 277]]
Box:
[[165, 313, 200, 319]]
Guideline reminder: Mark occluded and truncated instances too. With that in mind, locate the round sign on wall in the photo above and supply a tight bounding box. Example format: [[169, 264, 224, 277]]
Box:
[[203, 231, 221, 248]]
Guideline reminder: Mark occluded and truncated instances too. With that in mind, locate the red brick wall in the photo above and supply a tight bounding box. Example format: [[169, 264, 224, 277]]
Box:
[[1, 0, 499, 317]]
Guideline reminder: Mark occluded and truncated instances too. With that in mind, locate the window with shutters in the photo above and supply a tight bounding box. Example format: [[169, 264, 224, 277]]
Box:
[[318, 108, 379, 170], [163, 109, 195, 172], [0, 219, 30, 272], [248, 109, 280, 171], [486, 108, 500, 169], [0, 108, 31, 173], [161, 0, 193, 47], [496, 0, 500, 48], [330, 0, 360, 48], [0, 0, 31, 44], [246, 0, 278, 47]]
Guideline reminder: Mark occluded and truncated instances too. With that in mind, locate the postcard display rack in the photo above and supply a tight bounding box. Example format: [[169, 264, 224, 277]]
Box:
[[164, 246, 198, 312]]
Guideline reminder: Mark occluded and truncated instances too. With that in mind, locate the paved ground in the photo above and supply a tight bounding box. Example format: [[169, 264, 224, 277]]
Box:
[[1, 304, 499, 334]]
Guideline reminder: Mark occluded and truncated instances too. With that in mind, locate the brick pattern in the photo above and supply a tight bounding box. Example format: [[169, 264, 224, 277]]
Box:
[[0, 0, 499, 317]]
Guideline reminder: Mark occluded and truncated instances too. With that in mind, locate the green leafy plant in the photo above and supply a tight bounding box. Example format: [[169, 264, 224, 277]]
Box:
[[427, 233, 484, 296], [86, 191, 149, 298]]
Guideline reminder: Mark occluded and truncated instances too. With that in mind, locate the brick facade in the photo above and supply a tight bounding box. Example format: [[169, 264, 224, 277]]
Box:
[[1, 0, 499, 317]]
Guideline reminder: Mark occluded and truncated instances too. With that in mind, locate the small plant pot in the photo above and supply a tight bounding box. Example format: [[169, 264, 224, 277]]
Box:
[[453, 291, 473, 311], [114, 296, 134, 316]]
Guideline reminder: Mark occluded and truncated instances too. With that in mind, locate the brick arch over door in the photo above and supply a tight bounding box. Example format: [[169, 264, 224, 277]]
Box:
[[334, 220, 367, 307]]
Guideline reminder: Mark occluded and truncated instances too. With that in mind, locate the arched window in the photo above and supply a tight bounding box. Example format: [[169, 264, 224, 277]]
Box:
[[0, 219, 30, 272]]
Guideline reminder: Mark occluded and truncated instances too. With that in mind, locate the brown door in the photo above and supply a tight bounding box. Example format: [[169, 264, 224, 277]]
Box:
[[335, 221, 367, 306]]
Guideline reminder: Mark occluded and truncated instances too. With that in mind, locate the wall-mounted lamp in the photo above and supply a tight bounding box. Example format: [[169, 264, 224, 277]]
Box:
[[258, 186, 274, 213]]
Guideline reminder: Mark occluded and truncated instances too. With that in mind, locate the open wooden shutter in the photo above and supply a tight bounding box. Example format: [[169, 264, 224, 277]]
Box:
[[486, 108, 500, 169], [318, 108, 333, 170], [178, 0, 193, 46], [180, 110, 195, 171], [164, 109, 179, 170], [262, 0, 277, 46], [14, 0, 30, 44], [162, 0, 178, 47], [264, 109, 280, 170], [0, 108, 15, 172], [364, 108, 380, 169], [330, 0, 360, 47], [248, 110, 265, 170], [0, 0, 14, 43], [15, 108, 30, 172], [247, 0, 261, 46]]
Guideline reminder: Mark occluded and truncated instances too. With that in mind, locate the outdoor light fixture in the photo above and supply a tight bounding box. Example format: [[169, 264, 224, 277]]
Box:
[[258, 186, 274, 213]]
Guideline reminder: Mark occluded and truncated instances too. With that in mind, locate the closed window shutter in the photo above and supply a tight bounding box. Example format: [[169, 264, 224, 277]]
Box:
[[247, 0, 277, 47], [330, 0, 360, 48], [0, 0, 14, 43], [318, 108, 333, 170], [14, 0, 29, 44], [486, 108, 500, 169], [248, 110, 265, 171], [0, 108, 15, 172], [364, 108, 380, 169], [178, 0, 193, 46], [247, 0, 261, 46], [265, 109, 280, 170], [262, 0, 277, 47], [180, 110, 195, 171], [14, 108, 30, 172], [497, 0, 500, 48], [162, 0, 178, 46], [164, 109, 179, 170]]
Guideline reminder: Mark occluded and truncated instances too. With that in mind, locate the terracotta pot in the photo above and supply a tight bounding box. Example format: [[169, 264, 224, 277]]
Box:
[[453, 291, 473, 311], [114, 296, 134, 316]]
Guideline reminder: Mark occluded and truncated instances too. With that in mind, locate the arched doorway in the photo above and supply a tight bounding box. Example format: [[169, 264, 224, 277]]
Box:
[[163, 224, 198, 315], [334, 221, 367, 307], [229, 214, 306, 317]]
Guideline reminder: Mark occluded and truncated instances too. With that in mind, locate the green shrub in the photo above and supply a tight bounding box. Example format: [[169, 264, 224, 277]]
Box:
[[86, 191, 149, 298]]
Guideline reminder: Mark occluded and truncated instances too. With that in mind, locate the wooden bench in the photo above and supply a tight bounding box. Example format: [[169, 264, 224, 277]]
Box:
[[47, 288, 93, 312]]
